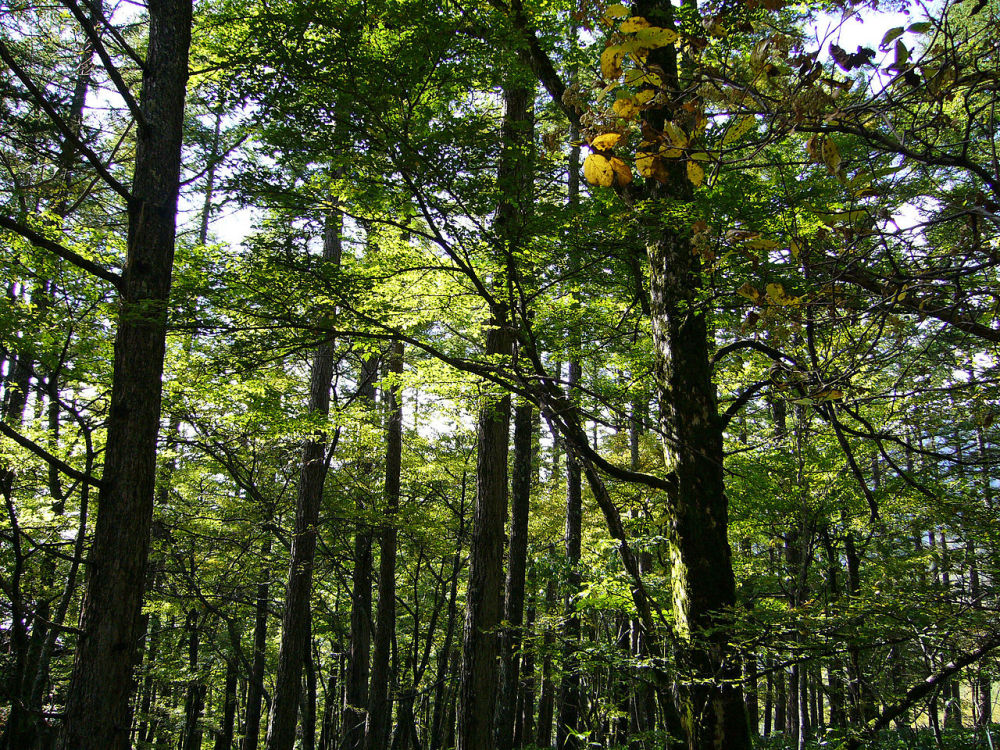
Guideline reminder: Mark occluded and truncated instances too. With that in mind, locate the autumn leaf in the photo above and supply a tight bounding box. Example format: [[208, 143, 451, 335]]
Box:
[[584, 154, 615, 186], [686, 160, 705, 187], [601, 46, 626, 79], [722, 115, 754, 145], [613, 98, 639, 118], [634, 26, 679, 48], [610, 156, 633, 186], [603, 2, 629, 20], [664, 121, 688, 148], [736, 282, 760, 300], [821, 137, 841, 175], [591, 132, 623, 150], [620, 16, 651, 32]]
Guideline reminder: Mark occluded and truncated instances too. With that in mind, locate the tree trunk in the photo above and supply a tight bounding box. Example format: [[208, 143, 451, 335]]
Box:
[[342, 353, 378, 750], [496, 400, 534, 750], [629, 0, 748, 745], [456, 72, 530, 750], [242, 538, 272, 750], [364, 341, 404, 750], [264, 211, 341, 750], [536, 577, 557, 749], [58, 1, 192, 746], [181, 610, 206, 750], [429, 473, 466, 750], [213, 659, 238, 750]]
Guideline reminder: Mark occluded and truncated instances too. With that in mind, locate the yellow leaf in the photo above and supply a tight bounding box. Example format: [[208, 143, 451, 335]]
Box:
[[634, 89, 655, 105], [620, 16, 651, 32], [687, 160, 705, 187], [634, 26, 679, 48], [636, 150, 657, 177], [765, 283, 785, 302], [601, 46, 625, 80], [790, 240, 800, 259], [664, 121, 688, 148], [610, 156, 633, 186], [603, 2, 629, 19], [736, 282, 759, 300], [662, 147, 683, 158], [584, 154, 615, 187], [821, 137, 841, 175], [722, 115, 754, 145], [591, 132, 623, 150], [625, 69, 663, 87], [613, 97, 639, 118], [744, 239, 779, 250]]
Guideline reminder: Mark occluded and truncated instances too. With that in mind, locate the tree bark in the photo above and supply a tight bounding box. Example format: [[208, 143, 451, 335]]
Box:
[[181, 610, 206, 750], [264, 210, 341, 750], [456, 70, 529, 750], [364, 341, 404, 750], [58, 1, 192, 746], [342, 353, 378, 750], [242, 538, 272, 750], [495, 400, 534, 750]]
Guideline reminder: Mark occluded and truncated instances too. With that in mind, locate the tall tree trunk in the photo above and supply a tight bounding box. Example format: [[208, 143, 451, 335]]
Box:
[[429, 474, 466, 750], [58, 1, 192, 746], [556, 123, 583, 750], [496, 400, 534, 750], [243, 538, 272, 750], [213, 659, 239, 750], [181, 610, 206, 750], [631, 0, 748, 744], [455, 312, 511, 750], [364, 341, 404, 750], [264, 210, 341, 750], [536, 577, 558, 749], [342, 353, 378, 750], [303, 631, 318, 750], [456, 72, 530, 750]]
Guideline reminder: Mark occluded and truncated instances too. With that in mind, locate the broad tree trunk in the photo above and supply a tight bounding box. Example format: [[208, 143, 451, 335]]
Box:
[[264, 211, 341, 750], [58, 1, 192, 746], [456, 73, 531, 750], [631, 0, 748, 744]]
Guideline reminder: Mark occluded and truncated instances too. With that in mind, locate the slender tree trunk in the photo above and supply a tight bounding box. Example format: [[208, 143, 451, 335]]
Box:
[[556, 114, 583, 750], [213, 659, 238, 750], [303, 632, 317, 750], [536, 577, 557, 749], [264, 211, 341, 750], [496, 400, 534, 750], [342, 353, 378, 750], [181, 610, 206, 750], [243, 538, 272, 750], [58, 2, 192, 746], [429, 474, 466, 750], [364, 341, 404, 750]]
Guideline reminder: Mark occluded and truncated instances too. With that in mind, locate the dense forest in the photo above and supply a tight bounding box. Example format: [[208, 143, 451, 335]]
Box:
[[1, 0, 999, 748]]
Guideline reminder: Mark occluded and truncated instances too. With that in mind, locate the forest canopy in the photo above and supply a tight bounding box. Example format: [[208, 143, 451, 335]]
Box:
[[1, 0, 999, 748]]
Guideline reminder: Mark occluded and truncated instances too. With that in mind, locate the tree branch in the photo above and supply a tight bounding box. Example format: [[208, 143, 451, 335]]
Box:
[[0, 421, 104, 490], [0, 214, 123, 289], [0, 39, 132, 202]]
